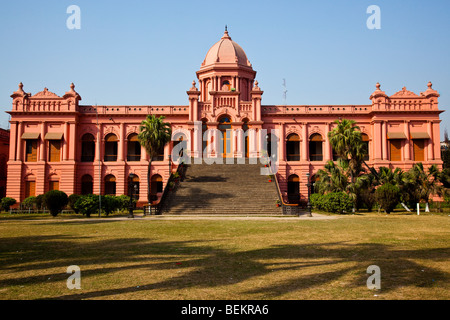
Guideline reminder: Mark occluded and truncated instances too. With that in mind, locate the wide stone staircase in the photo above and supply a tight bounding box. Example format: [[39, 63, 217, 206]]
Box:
[[161, 162, 283, 215]]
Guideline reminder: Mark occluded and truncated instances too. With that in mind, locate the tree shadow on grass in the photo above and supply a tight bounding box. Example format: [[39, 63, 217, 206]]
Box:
[[1, 233, 447, 299]]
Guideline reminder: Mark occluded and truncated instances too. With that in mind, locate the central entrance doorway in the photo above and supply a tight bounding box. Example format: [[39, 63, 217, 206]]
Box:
[[218, 115, 232, 158]]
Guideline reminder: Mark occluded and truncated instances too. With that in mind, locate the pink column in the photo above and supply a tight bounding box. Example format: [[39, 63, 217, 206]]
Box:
[[9, 121, 17, 161], [95, 124, 102, 162], [433, 120, 441, 162], [301, 123, 308, 161], [16, 122, 23, 161], [40, 121, 46, 162], [324, 123, 331, 161], [427, 121, 434, 160], [373, 121, 382, 160], [381, 121, 387, 160], [404, 121, 410, 161], [118, 123, 124, 162], [69, 122, 76, 161], [64, 122, 69, 161], [279, 123, 285, 161]]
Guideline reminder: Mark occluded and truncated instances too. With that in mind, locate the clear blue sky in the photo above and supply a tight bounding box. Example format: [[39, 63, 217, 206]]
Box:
[[0, 0, 449, 138]]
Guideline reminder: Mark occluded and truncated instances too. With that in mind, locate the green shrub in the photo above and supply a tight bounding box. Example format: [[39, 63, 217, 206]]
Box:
[[322, 192, 353, 214], [74, 194, 99, 218], [43, 190, 69, 217], [310, 193, 324, 210], [68, 194, 81, 214], [1, 197, 17, 212], [35, 194, 45, 210], [116, 195, 133, 211], [375, 183, 400, 214], [22, 196, 37, 210], [101, 195, 120, 216]]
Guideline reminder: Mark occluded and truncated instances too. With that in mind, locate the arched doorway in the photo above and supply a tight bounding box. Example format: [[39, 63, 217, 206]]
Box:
[[287, 174, 300, 204], [81, 174, 93, 195], [104, 175, 116, 196], [150, 174, 163, 203], [218, 115, 232, 158], [242, 118, 250, 158], [128, 174, 140, 201]]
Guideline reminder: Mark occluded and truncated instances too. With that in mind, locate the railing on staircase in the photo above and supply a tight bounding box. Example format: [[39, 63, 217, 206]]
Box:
[[264, 157, 304, 216], [146, 162, 187, 215]]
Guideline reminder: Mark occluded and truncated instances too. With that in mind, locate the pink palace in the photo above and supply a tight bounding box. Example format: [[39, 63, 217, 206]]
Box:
[[6, 30, 444, 206]]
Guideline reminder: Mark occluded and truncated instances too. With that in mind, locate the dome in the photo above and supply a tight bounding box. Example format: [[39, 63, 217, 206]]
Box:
[[201, 30, 252, 68]]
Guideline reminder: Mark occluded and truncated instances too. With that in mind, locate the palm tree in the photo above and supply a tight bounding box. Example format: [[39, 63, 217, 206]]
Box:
[[138, 115, 172, 206], [328, 119, 367, 184], [314, 159, 350, 194], [403, 163, 446, 212]]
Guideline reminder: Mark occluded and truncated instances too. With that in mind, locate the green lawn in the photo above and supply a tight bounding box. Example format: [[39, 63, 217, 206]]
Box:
[[0, 213, 448, 300]]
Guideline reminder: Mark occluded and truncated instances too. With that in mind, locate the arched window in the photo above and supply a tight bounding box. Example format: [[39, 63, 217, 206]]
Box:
[[104, 134, 118, 162], [218, 115, 232, 157], [242, 118, 250, 158], [81, 133, 95, 162], [361, 133, 370, 161], [127, 133, 141, 162], [48, 175, 60, 191], [128, 174, 140, 201], [172, 133, 187, 162], [150, 174, 163, 202], [25, 175, 36, 199], [222, 80, 231, 91], [81, 174, 93, 195], [286, 134, 300, 161], [287, 175, 300, 204], [202, 118, 208, 154], [104, 175, 116, 196], [309, 133, 323, 161]]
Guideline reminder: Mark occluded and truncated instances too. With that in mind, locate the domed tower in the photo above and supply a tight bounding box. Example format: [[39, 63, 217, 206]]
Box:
[[195, 28, 258, 109]]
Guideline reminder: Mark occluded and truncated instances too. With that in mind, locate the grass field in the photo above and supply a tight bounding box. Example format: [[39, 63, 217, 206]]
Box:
[[0, 213, 449, 300]]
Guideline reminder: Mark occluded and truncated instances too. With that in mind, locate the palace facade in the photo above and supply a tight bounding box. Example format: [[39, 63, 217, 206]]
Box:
[[6, 30, 444, 205]]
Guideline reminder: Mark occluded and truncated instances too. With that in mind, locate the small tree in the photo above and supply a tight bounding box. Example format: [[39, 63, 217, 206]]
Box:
[[22, 196, 37, 210], [74, 194, 99, 218], [375, 183, 400, 214], [35, 194, 45, 210], [116, 195, 132, 212], [1, 197, 17, 212], [101, 195, 120, 216], [43, 190, 69, 217], [68, 194, 81, 214]]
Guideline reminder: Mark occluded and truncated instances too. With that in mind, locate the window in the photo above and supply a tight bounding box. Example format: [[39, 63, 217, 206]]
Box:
[[309, 134, 323, 161], [287, 175, 300, 204], [104, 175, 116, 196], [286, 134, 300, 161], [128, 175, 140, 200], [49, 180, 59, 191], [202, 119, 208, 154], [127, 133, 141, 162], [81, 134, 95, 162], [413, 139, 425, 162], [25, 140, 37, 162], [361, 134, 370, 161], [390, 140, 402, 161], [25, 180, 36, 198], [48, 140, 61, 162], [150, 174, 163, 202], [104, 134, 118, 162], [172, 134, 186, 162], [152, 145, 165, 161], [81, 175, 93, 195]]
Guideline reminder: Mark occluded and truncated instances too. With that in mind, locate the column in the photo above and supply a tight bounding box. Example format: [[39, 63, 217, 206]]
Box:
[[17, 122, 23, 161], [95, 123, 102, 162], [40, 121, 46, 162], [9, 121, 17, 161], [404, 121, 410, 161], [301, 123, 308, 161], [427, 121, 434, 160], [118, 123, 124, 161], [279, 123, 286, 161], [324, 123, 331, 161], [373, 121, 382, 161], [381, 121, 387, 160], [69, 122, 76, 161], [63, 122, 69, 161]]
